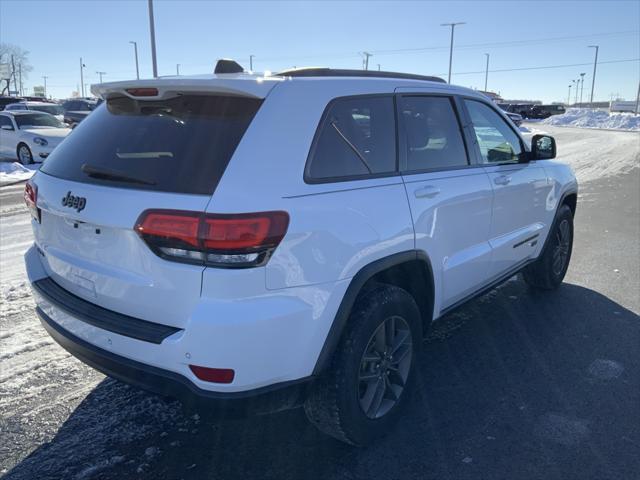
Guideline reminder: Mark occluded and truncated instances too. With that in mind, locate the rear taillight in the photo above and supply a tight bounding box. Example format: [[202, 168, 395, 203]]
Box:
[[134, 210, 289, 268], [24, 181, 40, 223]]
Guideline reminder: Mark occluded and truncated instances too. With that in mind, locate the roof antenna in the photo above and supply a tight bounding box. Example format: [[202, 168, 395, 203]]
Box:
[[214, 59, 244, 74]]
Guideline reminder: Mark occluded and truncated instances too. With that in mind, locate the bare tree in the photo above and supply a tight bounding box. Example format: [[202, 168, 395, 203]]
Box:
[[0, 43, 33, 95]]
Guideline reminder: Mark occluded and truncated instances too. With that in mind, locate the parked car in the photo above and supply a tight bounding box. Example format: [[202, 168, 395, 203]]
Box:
[[0, 111, 71, 164], [0, 95, 24, 110], [24, 65, 577, 445], [62, 98, 99, 127], [502, 103, 535, 118], [502, 110, 523, 126], [528, 104, 567, 119], [5, 101, 66, 122]]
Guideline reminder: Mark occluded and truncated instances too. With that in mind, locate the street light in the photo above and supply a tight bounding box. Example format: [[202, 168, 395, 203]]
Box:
[[484, 53, 490, 91], [567, 84, 572, 106], [42, 76, 48, 98], [249, 55, 255, 71], [579, 72, 586, 105], [441, 22, 465, 83], [362, 52, 372, 70], [572, 79, 577, 105], [96, 71, 106, 83], [148, 0, 158, 77], [129, 41, 139, 79], [588, 45, 599, 104], [176, 64, 180, 75], [79, 58, 86, 97]]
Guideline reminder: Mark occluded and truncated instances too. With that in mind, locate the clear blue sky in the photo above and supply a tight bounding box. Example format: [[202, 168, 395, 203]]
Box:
[[1, 0, 638, 102]]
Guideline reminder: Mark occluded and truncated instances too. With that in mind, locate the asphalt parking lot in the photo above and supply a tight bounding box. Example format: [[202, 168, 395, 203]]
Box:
[[1, 125, 638, 480]]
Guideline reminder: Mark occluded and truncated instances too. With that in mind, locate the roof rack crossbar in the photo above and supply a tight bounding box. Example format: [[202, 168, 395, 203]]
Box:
[[274, 68, 446, 83]]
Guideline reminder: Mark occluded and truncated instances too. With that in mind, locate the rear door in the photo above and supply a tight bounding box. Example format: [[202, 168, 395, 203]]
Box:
[[0, 114, 18, 156], [32, 93, 262, 328], [462, 98, 551, 278], [397, 94, 494, 310]]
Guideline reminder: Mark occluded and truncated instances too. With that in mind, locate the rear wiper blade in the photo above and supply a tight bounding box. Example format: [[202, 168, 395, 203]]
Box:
[[81, 164, 156, 186]]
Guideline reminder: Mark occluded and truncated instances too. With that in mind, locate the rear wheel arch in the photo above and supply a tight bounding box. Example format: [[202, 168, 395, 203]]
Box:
[[312, 250, 435, 376]]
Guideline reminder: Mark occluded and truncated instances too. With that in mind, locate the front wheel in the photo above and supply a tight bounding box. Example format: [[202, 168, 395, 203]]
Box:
[[304, 284, 421, 445], [17, 144, 33, 165], [523, 204, 574, 290]]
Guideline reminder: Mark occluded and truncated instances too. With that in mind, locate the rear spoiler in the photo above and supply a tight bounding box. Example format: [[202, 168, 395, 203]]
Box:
[[91, 75, 282, 101]]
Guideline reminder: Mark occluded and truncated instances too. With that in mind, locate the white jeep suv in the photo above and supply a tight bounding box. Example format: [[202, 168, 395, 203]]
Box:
[[25, 63, 577, 445]]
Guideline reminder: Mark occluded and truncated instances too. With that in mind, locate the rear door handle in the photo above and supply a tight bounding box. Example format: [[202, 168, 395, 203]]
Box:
[[414, 185, 441, 199], [494, 175, 512, 186]]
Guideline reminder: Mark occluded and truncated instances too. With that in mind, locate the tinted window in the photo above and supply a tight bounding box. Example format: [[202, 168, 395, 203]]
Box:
[[307, 96, 396, 181], [30, 104, 64, 115], [0, 115, 12, 128], [15, 113, 63, 128], [465, 100, 523, 164], [399, 96, 468, 171], [41, 95, 262, 195]]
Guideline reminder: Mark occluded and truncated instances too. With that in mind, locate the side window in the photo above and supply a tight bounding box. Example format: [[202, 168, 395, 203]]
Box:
[[464, 100, 523, 164], [399, 96, 468, 172], [306, 96, 396, 181], [0, 115, 13, 128]]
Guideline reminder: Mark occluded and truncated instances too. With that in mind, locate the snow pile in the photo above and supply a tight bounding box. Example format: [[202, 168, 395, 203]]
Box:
[[0, 162, 37, 187], [542, 108, 640, 131]]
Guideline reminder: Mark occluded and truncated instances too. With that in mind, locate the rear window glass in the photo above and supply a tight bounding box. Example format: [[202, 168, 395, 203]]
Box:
[[306, 96, 396, 182], [41, 95, 261, 195]]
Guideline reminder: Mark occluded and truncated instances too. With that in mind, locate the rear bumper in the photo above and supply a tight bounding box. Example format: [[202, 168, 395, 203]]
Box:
[[37, 305, 312, 415]]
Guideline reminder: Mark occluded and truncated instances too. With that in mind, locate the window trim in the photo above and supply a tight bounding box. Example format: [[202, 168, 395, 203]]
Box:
[[396, 93, 474, 176], [460, 97, 528, 165], [303, 93, 400, 185]]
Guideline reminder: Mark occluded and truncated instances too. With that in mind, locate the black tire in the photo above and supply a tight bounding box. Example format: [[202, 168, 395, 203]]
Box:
[[304, 283, 421, 445], [17, 143, 33, 165], [523, 204, 574, 290]]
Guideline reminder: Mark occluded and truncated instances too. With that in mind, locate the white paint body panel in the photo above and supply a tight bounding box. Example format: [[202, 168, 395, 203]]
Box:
[[25, 73, 578, 393]]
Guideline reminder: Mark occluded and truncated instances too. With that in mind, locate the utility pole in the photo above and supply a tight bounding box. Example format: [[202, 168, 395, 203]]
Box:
[[129, 41, 139, 79], [249, 55, 255, 71], [148, 0, 158, 77], [588, 45, 599, 104], [635, 80, 640, 114], [484, 53, 489, 91], [377, 64, 381, 71], [80, 57, 85, 97], [10, 55, 17, 95], [42, 76, 48, 98], [579, 72, 586, 105], [176, 64, 180, 75], [575, 78, 579, 104], [18, 63, 22, 96], [441, 22, 465, 84], [362, 52, 372, 70], [96, 71, 106, 83], [567, 84, 572, 106]]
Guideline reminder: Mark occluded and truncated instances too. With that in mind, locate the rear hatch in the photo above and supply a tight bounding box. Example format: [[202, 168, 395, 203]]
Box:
[[32, 86, 265, 328]]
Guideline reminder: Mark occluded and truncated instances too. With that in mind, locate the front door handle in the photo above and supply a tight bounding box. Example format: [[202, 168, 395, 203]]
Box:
[[494, 175, 512, 186], [414, 185, 441, 199]]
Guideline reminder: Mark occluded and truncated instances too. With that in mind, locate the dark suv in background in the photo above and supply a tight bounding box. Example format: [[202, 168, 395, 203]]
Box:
[[62, 98, 100, 127], [528, 104, 567, 119]]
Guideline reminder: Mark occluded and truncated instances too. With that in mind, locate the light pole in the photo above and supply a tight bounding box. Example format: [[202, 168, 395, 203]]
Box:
[[80, 57, 85, 97], [377, 64, 381, 71], [176, 64, 180, 75], [579, 72, 586, 105], [572, 79, 578, 105], [148, 0, 158, 77], [588, 45, 599, 104], [42, 76, 48, 98], [96, 71, 106, 83], [129, 41, 139, 79], [567, 84, 572, 106], [484, 53, 490, 91], [362, 52, 372, 70], [575, 78, 580, 104], [249, 55, 255, 71], [441, 22, 465, 84]]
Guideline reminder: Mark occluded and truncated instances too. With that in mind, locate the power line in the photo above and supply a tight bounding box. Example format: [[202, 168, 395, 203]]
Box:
[[443, 58, 639, 77]]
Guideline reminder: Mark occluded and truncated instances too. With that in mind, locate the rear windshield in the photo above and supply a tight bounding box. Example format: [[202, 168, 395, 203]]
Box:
[[41, 95, 262, 195], [30, 104, 64, 115]]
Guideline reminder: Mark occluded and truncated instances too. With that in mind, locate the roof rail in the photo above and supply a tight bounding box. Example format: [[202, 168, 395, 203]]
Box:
[[274, 68, 446, 83]]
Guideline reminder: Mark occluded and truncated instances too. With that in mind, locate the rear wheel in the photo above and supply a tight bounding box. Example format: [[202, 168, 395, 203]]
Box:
[[17, 143, 33, 165], [523, 204, 573, 289], [304, 284, 421, 445]]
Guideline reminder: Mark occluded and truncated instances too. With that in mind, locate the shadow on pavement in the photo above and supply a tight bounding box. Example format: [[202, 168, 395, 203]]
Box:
[[5, 280, 639, 480]]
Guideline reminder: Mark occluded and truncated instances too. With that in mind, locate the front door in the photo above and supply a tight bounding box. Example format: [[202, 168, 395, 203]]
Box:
[[463, 99, 551, 278]]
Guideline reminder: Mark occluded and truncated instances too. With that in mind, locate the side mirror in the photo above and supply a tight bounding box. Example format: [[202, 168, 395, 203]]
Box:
[[531, 134, 556, 160], [1, 125, 14, 131]]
